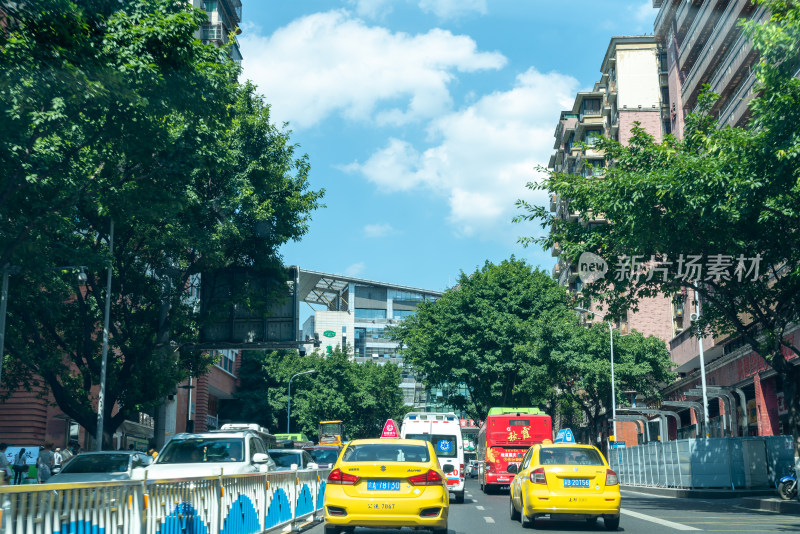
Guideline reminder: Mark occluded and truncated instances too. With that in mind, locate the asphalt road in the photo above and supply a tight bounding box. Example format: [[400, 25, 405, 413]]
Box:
[[304, 478, 800, 533]]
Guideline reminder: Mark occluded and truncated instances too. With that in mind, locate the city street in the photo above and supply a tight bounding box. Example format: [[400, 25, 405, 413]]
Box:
[[304, 479, 800, 533]]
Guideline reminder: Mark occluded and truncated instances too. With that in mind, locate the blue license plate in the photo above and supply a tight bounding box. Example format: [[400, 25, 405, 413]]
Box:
[[563, 479, 590, 487], [367, 480, 401, 491]]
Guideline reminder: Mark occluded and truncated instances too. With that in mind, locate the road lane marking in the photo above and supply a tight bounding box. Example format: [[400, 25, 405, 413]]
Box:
[[620, 508, 702, 531], [483, 517, 495, 523], [475, 505, 485, 510]]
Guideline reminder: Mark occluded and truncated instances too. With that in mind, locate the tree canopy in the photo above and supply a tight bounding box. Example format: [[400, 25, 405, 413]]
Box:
[[516, 0, 800, 451], [0, 0, 323, 446], [227, 348, 408, 441]]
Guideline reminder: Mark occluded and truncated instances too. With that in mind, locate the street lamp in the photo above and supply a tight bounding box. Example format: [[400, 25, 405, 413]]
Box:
[[287, 369, 316, 433], [690, 285, 710, 438], [575, 307, 617, 441]]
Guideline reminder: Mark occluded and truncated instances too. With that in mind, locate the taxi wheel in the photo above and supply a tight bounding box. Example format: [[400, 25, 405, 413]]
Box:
[[509, 495, 520, 521], [323, 525, 340, 534], [519, 497, 535, 529], [603, 516, 620, 531], [431, 523, 448, 534]]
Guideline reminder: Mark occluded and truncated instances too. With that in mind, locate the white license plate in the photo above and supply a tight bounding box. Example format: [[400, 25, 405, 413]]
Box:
[[563, 479, 590, 487]]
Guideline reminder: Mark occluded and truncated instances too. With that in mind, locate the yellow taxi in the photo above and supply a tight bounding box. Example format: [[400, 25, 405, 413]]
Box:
[[508, 441, 621, 530], [323, 438, 449, 534]]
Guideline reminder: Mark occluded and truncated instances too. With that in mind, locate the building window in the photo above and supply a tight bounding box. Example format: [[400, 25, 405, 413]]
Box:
[[214, 350, 236, 374], [355, 308, 387, 320], [582, 99, 602, 115], [392, 309, 416, 320], [203, 0, 218, 12], [584, 130, 602, 146]]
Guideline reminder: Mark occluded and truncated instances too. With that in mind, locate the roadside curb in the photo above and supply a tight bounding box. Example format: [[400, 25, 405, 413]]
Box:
[[740, 497, 800, 515], [621, 485, 776, 499]]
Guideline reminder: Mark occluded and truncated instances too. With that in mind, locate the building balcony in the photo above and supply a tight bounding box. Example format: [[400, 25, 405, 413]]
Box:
[[552, 263, 562, 280], [654, 0, 681, 38], [680, 0, 757, 109], [551, 242, 562, 257], [675, 0, 703, 41], [717, 71, 757, 128], [549, 194, 558, 212], [678, 0, 726, 74]]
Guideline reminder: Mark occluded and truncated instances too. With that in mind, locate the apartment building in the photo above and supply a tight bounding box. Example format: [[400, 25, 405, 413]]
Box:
[[653, 0, 796, 438], [654, 0, 768, 138], [548, 36, 675, 446], [194, 0, 242, 62]]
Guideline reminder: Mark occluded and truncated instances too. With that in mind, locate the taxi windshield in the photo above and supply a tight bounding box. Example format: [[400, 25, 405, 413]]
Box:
[[342, 444, 430, 463], [539, 447, 604, 466]]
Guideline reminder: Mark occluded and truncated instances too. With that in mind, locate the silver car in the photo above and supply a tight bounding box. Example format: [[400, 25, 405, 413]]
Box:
[[46, 451, 152, 483], [267, 449, 318, 471]]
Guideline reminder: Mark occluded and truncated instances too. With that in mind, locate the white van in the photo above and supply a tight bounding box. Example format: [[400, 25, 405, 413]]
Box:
[[400, 412, 465, 503]]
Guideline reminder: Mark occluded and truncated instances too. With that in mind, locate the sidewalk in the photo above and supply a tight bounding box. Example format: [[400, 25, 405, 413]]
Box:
[[622, 485, 800, 514]]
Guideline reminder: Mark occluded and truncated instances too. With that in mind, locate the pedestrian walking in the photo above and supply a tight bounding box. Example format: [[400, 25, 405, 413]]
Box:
[[0, 443, 11, 485], [53, 447, 63, 472], [12, 447, 28, 485], [37, 442, 54, 483]]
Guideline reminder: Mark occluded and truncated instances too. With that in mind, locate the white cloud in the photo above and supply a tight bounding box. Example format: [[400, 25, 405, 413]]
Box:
[[418, 0, 487, 19], [239, 11, 506, 129], [347, 67, 580, 240], [346, 0, 395, 19], [344, 262, 366, 277], [632, 1, 657, 23], [364, 223, 396, 238]]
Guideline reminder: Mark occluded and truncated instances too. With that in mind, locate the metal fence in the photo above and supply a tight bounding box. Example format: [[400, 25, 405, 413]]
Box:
[[608, 436, 794, 489], [0, 468, 330, 534]]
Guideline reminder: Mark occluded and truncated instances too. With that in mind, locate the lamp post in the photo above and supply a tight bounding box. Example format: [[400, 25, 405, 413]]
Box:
[[691, 286, 710, 438], [178, 378, 195, 433], [287, 369, 316, 433], [575, 307, 617, 441]]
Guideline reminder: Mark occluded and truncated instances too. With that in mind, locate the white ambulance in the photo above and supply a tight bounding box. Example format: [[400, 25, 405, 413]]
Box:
[[400, 412, 466, 503]]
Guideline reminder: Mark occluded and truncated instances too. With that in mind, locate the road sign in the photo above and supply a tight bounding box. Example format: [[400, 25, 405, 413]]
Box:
[[554, 428, 575, 443], [381, 419, 399, 438], [610, 441, 626, 449]]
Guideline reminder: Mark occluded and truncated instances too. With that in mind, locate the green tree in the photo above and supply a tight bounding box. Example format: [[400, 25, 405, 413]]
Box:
[[0, 0, 322, 447], [545, 322, 674, 441], [389, 258, 573, 421], [228, 348, 407, 441], [516, 0, 800, 456]]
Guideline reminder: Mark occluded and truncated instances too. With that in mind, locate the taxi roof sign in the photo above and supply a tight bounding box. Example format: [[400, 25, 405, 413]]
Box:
[[554, 428, 575, 443], [380, 419, 399, 438]]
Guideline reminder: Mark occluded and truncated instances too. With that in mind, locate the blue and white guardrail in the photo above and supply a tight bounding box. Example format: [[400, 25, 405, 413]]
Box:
[[0, 468, 330, 534]]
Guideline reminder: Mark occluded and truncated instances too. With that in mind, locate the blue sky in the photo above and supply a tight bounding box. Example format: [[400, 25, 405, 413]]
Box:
[[239, 1, 658, 294]]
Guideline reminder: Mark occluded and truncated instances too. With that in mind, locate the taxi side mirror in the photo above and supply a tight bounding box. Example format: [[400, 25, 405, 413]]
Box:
[[442, 464, 455, 474], [507, 463, 518, 474]]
